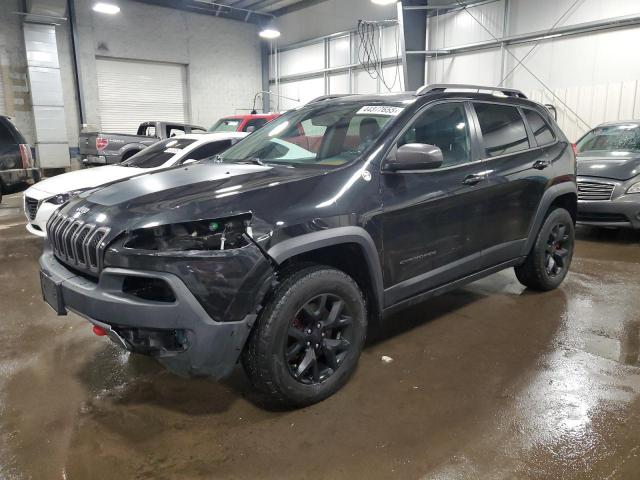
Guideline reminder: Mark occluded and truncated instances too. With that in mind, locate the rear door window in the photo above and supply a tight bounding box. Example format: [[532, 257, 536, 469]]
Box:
[[523, 109, 555, 146], [137, 125, 156, 137], [167, 126, 186, 137], [474, 103, 530, 157], [0, 120, 17, 145], [182, 140, 234, 162], [121, 138, 197, 168], [242, 119, 268, 132], [209, 118, 241, 132]]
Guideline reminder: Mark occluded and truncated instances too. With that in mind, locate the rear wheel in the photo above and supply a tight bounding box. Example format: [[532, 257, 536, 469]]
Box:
[[515, 207, 574, 291], [120, 150, 139, 162], [242, 265, 367, 407]]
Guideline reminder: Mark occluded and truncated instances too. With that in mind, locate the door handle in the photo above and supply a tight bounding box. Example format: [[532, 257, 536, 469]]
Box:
[[532, 160, 551, 170], [462, 174, 484, 185]]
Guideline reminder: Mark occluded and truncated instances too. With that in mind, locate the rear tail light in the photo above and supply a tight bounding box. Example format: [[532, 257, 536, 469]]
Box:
[[92, 325, 107, 336], [571, 143, 577, 156], [18, 144, 32, 169], [96, 136, 109, 151]]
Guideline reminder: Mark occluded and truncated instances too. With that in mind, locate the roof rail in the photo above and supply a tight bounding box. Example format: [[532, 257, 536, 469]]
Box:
[[416, 84, 527, 99], [307, 94, 355, 104]]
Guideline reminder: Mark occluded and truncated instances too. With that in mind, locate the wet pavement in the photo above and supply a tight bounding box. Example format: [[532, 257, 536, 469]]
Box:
[[1, 191, 639, 479]]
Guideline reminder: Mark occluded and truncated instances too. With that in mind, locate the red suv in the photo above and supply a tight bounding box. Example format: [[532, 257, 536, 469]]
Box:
[[208, 113, 279, 134]]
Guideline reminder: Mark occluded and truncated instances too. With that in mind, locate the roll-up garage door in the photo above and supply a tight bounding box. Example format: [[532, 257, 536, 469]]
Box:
[[95, 58, 188, 134], [0, 70, 6, 115]]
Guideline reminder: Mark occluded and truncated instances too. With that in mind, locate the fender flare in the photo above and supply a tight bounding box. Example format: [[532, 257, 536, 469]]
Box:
[[521, 181, 578, 256], [266, 226, 384, 312]]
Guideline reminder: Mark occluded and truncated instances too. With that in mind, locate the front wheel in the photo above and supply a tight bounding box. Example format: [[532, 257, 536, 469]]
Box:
[[242, 265, 367, 408], [515, 207, 575, 291]]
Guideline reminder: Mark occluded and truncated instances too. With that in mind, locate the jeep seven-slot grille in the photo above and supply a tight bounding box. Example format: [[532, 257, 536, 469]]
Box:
[[577, 181, 615, 201], [46, 211, 110, 274], [25, 196, 39, 220]]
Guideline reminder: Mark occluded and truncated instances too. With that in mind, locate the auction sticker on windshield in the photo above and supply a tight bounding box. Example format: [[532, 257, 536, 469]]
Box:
[[357, 106, 404, 116]]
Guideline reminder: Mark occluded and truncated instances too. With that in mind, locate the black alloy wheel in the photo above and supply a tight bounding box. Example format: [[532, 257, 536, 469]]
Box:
[[514, 207, 575, 291], [285, 293, 353, 384], [242, 265, 367, 407], [544, 223, 571, 277]]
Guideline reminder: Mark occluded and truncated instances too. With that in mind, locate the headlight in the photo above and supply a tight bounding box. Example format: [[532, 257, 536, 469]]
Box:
[[627, 181, 640, 194], [124, 214, 252, 252], [46, 189, 86, 205]]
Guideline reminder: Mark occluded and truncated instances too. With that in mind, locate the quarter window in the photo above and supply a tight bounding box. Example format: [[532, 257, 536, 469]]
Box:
[[184, 140, 234, 162], [243, 119, 268, 132], [0, 121, 16, 144], [399, 102, 471, 167], [523, 109, 555, 146], [474, 103, 530, 157]]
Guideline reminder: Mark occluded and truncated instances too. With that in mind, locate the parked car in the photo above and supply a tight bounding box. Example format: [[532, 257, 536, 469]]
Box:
[[25, 132, 247, 236], [79, 121, 207, 166], [0, 115, 37, 203], [575, 121, 640, 229], [208, 113, 279, 134], [39, 85, 577, 407]]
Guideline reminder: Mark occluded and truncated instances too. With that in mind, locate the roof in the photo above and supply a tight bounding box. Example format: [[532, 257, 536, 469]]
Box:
[[595, 120, 640, 127], [219, 113, 280, 119], [307, 88, 547, 111], [172, 132, 249, 141]]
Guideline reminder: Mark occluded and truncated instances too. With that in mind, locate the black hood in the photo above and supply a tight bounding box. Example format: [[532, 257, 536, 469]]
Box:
[[576, 154, 640, 180], [58, 161, 343, 240]]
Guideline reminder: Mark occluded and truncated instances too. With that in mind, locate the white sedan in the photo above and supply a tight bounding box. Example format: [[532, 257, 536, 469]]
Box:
[[24, 132, 247, 237]]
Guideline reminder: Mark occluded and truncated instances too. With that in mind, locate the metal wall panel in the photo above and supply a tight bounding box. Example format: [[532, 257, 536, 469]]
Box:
[[95, 58, 188, 134], [525, 80, 640, 142], [278, 42, 325, 77], [0, 68, 5, 115], [277, 77, 324, 110], [23, 22, 70, 168], [428, 0, 506, 49]]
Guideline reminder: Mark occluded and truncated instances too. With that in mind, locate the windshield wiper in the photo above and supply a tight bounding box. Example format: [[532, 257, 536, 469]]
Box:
[[232, 157, 267, 166]]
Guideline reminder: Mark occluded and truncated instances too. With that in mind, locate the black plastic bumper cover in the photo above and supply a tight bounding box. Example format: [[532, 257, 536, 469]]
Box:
[[39, 250, 260, 379]]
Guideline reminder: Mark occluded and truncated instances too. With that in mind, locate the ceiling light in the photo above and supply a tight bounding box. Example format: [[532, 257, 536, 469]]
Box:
[[93, 2, 120, 14], [371, 0, 397, 5], [259, 18, 280, 39], [259, 27, 281, 39]]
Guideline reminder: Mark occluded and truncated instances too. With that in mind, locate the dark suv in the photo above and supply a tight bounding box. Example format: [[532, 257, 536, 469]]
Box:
[[39, 84, 577, 406], [0, 115, 37, 202]]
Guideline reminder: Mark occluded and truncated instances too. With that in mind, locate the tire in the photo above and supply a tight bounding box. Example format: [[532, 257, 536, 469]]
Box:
[[120, 150, 139, 162], [515, 207, 575, 291], [242, 264, 367, 408]]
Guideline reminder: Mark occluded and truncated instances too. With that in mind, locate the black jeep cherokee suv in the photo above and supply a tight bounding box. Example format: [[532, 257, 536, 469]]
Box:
[[40, 84, 577, 406]]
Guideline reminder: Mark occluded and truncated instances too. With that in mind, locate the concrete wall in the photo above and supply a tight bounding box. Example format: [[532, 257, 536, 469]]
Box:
[[1, 0, 263, 157], [0, 0, 37, 144], [73, 0, 262, 138]]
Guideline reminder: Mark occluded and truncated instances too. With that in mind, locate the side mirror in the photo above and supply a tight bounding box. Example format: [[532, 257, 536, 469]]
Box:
[[182, 158, 198, 165], [384, 143, 443, 172]]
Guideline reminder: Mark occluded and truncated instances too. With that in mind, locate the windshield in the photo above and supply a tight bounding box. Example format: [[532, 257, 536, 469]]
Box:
[[218, 102, 403, 167], [121, 138, 197, 168], [209, 118, 241, 132], [576, 124, 640, 155]]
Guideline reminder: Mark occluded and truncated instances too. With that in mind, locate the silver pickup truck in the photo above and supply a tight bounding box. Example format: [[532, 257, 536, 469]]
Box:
[[79, 121, 206, 165]]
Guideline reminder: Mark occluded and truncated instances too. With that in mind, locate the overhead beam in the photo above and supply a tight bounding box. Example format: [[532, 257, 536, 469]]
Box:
[[398, 0, 427, 91], [405, 12, 640, 57]]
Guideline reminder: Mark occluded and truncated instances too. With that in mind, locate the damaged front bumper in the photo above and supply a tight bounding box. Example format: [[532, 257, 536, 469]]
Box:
[[39, 242, 275, 379]]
